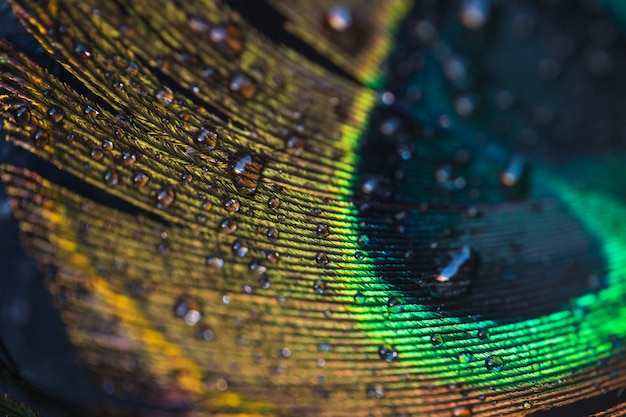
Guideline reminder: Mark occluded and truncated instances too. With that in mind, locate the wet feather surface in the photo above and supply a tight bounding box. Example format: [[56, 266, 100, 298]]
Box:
[[1, 1, 626, 416]]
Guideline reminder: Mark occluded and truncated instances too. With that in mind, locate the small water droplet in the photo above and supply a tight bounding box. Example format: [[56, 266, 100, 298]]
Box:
[[354, 251, 364, 260], [101, 140, 114, 151], [155, 87, 174, 105], [90, 148, 104, 161], [155, 187, 175, 209], [195, 325, 214, 341], [357, 235, 370, 247], [477, 328, 490, 340], [229, 150, 264, 196], [431, 332, 444, 346], [452, 405, 473, 417], [174, 296, 201, 326], [316, 223, 330, 238], [266, 251, 280, 263], [229, 74, 256, 99], [47, 105, 64, 123], [132, 172, 149, 188], [223, 198, 240, 212], [485, 355, 504, 372], [458, 350, 472, 364], [13, 106, 31, 126], [103, 169, 119, 186], [84, 105, 99, 118], [194, 127, 217, 149], [387, 296, 403, 313], [268, 196, 280, 210], [378, 345, 398, 362], [325, 5, 353, 31], [259, 274, 271, 289], [121, 151, 136, 165], [354, 291, 366, 304], [220, 217, 238, 234], [208, 23, 244, 57], [267, 227, 279, 242], [206, 255, 224, 269], [313, 279, 326, 294], [33, 130, 49, 148], [523, 400, 533, 409], [232, 240, 249, 257], [315, 252, 329, 266]]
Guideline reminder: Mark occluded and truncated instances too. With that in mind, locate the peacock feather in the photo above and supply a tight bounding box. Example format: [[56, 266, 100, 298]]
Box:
[[0, 0, 625, 416]]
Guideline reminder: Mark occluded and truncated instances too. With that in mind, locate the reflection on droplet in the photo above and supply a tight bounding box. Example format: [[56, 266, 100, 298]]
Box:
[[103, 169, 119, 186], [431, 332, 444, 346], [206, 255, 224, 269], [458, 350, 472, 364], [315, 252, 329, 266], [427, 246, 479, 298], [232, 240, 249, 258], [194, 127, 217, 149], [325, 5, 353, 31], [223, 198, 240, 212], [174, 296, 201, 326], [155, 87, 174, 105], [313, 279, 326, 294], [132, 172, 149, 188], [47, 105, 64, 123], [501, 155, 526, 187], [13, 106, 31, 126]]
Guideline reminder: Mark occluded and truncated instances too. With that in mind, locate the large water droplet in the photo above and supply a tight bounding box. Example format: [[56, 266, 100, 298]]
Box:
[[103, 169, 119, 186], [426, 245, 479, 298], [13, 106, 31, 126], [132, 172, 149, 188], [223, 198, 240, 212], [315, 252, 329, 266], [430, 332, 444, 346], [229, 150, 264, 196], [458, 350, 472, 364]]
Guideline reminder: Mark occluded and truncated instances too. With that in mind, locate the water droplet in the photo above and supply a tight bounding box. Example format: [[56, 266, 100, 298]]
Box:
[[325, 5, 353, 31], [378, 345, 398, 363], [208, 23, 244, 57], [259, 274, 271, 289], [316, 223, 330, 238], [266, 251, 280, 263], [229, 150, 264, 196], [220, 217, 237, 234], [267, 196, 280, 210], [73, 42, 92, 58], [477, 328, 490, 340], [430, 332, 444, 346], [33, 130, 49, 148], [101, 140, 114, 151], [427, 245, 479, 298], [354, 291, 366, 304], [459, 0, 490, 30], [313, 279, 326, 294], [501, 155, 527, 187], [13, 106, 31, 126], [155, 187, 175, 209], [84, 105, 99, 118], [195, 325, 214, 341], [267, 227, 279, 242], [206, 255, 224, 269], [103, 169, 119, 186], [387, 296, 403, 313], [174, 296, 201, 326], [90, 148, 104, 161], [194, 127, 217, 149], [155, 87, 174, 105], [232, 240, 249, 258], [523, 400, 533, 409], [354, 251, 364, 260], [357, 235, 369, 247], [229, 74, 256, 99], [47, 105, 64, 123], [132, 172, 149, 188], [458, 350, 472, 364], [121, 151, 136, 165], [223, 198, 240, 212], [201, 200, 212, 211], [452, 405, 473, 417], [485, 355, 504, 372], [315, 252, 329, 266]]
